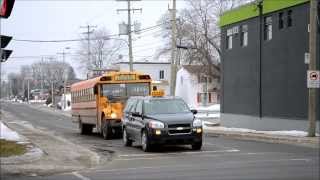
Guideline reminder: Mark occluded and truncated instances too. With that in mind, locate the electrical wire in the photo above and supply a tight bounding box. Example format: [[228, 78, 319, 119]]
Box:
[[12, 22, 168, 43]]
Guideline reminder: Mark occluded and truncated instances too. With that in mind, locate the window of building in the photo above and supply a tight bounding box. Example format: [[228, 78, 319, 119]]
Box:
[[278, 12, 284, 29], [240, 25, 248, 47], [287, 10, 292, 27], [264, 16, 272, 41], [226, 35, 233, 49], [226, 28, 233, 49], [159, 70, 164, 80]]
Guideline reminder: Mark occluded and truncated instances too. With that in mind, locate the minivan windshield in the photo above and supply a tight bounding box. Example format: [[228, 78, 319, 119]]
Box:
[[144, 99, 190, 115]]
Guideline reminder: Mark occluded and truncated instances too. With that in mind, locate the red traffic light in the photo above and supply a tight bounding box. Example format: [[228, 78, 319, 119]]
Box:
[[0, 0, 15, 18]]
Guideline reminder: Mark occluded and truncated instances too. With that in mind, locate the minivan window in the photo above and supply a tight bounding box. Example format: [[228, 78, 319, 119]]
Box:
[[144, 99, 190, 115], [135, 100, 143, 114], [124, 99, 136, 113]]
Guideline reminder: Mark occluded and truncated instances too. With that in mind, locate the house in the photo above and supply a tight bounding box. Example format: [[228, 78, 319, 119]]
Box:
[[175, 65, 220, 107], [220, 0, 319, 131], [115, 61, 171, 95]]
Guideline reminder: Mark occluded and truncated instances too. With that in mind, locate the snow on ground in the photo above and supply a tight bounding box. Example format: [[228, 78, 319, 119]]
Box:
[[0, 121, 21, 141], [205, 126, 319, 137], [195, 104, 220, 112], [196, 113, 220, 118], [193, 104, 220, 120]]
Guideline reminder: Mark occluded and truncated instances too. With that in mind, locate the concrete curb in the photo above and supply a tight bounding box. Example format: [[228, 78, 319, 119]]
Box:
[[1, 111, 101, 176], [205, 129, 319, 148]]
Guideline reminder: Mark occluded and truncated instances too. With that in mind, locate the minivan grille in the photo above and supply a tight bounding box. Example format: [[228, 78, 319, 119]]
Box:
[[168, 123, 191, 128], [167, 123, 191, 135]]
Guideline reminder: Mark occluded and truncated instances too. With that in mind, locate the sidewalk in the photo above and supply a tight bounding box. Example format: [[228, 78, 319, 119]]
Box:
[[204, 125, 319, 148], [0, 111, 100, 176]]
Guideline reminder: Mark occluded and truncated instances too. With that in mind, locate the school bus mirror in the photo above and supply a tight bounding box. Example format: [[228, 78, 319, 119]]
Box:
[[107, 95, 114, 100], [94, 86, 98, 95]]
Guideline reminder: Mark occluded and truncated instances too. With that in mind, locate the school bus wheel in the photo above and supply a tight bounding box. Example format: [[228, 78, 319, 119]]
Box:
[[79, 120, 93, 135], [101, 118, 112, 140]]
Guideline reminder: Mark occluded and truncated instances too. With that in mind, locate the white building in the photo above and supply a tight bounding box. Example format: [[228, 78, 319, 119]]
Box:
[[175, 65, 220, 108], [116, 61, 171, 95]]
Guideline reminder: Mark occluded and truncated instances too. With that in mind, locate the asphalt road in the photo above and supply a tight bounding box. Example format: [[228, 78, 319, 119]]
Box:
[[1, 102, 319, 180]]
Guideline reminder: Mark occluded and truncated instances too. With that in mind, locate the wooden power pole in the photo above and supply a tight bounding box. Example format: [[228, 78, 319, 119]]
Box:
[[307, 0, 318, 137], [117, 0, 142, 72], [170, 0, 177, 96]]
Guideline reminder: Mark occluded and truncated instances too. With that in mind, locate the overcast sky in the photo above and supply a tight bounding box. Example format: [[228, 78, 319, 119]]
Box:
[[1, 0, 186, 79]]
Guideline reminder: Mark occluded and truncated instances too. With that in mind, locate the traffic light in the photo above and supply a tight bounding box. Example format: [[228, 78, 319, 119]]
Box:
[[1, 35, 12, 62], [0, 0, 15, 18]]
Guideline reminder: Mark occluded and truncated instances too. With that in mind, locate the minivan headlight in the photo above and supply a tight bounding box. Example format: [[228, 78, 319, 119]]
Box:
[[149, 120, 165, 129], [193, 118, 202, 127]]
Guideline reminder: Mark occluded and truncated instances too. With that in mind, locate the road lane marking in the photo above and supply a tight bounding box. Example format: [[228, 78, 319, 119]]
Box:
[[204, 142, 238, 149], [92, 164, 194, 173], [78, 158, 312, 175], [72, 157, 313, 175], [118, 149, 240, 158], [116, 149, 240, 161], [72, 172, 91, 180]]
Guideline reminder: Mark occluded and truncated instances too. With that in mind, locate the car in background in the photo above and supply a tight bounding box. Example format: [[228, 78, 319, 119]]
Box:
[[122, 96, 203, 152]]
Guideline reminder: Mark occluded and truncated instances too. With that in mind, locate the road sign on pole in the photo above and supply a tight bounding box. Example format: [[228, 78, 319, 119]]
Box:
[[307, 70, 320, 88], [0, 0, 15, 18]]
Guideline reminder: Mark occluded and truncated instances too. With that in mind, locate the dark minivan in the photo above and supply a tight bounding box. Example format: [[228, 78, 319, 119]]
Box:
[[122, 96, 203, 152]]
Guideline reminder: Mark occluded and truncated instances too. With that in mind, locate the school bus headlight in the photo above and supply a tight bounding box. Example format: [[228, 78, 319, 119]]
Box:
[[110, 112, 117, 119]]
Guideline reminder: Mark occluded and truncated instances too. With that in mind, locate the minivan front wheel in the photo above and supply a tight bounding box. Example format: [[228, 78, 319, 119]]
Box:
[[141, 130, 152, 152], [191, 141, 202, 150], [123, 128, 132, 147]]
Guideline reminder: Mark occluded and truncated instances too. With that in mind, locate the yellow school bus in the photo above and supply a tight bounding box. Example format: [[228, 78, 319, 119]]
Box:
[[71, 71, 152, 139]]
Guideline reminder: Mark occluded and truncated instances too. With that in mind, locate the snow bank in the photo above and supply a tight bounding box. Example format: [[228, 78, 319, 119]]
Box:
[[261, 130, 314, 137], [196, 113, 220, 118], [0, 121, 21, 141], [196, 104, 220, 111], [206, 126, 319, 137]]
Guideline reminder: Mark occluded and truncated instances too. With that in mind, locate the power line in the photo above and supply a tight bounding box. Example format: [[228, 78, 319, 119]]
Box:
[[12, 22, 168, 43]]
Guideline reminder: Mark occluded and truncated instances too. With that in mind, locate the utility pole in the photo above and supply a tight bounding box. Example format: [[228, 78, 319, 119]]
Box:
[[0, 18, 2, 112], [117, 0, 142, 72], [169, 0, 177, 96], [58, 47, 70, 110], [27, 79, 30, 103], [256, 0, 263, 118], [307, 0, 318, 137], [51, 80, 54, 107], [80, 25, 97, 67], [40, 57, 44, 99]]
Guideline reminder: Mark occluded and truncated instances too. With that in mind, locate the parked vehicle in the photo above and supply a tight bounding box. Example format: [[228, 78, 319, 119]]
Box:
[[122, 95, 203, 152]]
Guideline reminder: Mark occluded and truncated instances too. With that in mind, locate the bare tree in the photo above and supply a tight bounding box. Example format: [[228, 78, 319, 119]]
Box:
[[7, 72, 23, 97], [156, 0, 253, 79], [77, 27, 123, 74], [30, 60, 76, 91]]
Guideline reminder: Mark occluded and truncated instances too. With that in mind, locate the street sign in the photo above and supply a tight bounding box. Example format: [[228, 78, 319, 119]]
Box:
[[0, 35, 12, 48], [1, 49, 12, 62], [0, 0, 15, 18], [307, 70, 320, 88], [304, 52, 310, 64]]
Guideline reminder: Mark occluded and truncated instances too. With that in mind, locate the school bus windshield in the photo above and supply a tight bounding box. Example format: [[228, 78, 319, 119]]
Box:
[[102, 83, 150, 98]]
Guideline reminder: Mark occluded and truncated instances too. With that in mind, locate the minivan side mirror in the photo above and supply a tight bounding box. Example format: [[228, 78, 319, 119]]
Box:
[[190, 109, 198, 114], [131, 112, 141, 117]]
